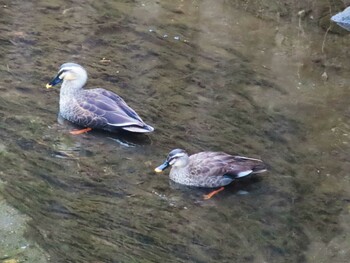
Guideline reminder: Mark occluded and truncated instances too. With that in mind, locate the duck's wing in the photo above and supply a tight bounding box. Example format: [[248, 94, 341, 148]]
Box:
[[77, 89, 153, 132], [93, 89, 145, 123], [190, 152, 266, 179]]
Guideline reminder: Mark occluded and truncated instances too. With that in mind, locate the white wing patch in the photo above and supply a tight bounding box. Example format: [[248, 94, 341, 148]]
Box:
[[107, 121, 140, 127], [237, 170, 253, 178]]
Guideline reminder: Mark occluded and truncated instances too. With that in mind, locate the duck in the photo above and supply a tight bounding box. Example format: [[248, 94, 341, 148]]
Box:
[[46, 63, 154, 134], [154, 149, 267, 199]]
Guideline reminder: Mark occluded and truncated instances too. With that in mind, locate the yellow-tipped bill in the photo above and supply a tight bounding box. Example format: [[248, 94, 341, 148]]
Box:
[[46, 73, 63, 88], [154, 167, 163, 173], [154, 161, 170, 173]]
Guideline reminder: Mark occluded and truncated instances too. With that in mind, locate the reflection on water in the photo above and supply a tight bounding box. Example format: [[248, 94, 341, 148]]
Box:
[[0, 0, 350, 262]]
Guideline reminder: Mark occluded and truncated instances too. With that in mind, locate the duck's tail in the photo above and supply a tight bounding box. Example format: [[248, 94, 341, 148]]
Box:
[[122, 123, 154, 133], [251, 162, 267, 174], [233, 156, 267, 178]]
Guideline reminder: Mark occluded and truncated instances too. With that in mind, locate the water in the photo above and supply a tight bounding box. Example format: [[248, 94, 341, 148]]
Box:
[[0, 0, 350, 262]]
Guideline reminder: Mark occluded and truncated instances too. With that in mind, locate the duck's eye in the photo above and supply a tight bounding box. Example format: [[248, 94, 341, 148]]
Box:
[[169, 157, 177, 165], [58, 70, 68, 79], [59, 70, 77, 81]]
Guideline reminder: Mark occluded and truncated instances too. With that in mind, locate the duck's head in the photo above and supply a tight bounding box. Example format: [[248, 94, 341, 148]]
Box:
[[46, 63, 87, 89], [154, 149, 189, 173]]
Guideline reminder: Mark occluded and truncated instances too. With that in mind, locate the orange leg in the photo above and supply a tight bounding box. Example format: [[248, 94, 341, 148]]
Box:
[[203, 187, 225, 200], [69, 127, 92, 135]]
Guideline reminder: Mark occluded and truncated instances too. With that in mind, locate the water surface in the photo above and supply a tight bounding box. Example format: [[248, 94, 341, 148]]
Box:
[[0, 0, 350, 262]]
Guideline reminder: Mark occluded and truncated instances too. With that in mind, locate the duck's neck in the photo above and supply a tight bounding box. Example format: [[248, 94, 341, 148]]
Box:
[[170, 165, 190, 183], [61, 79, 86, 97]]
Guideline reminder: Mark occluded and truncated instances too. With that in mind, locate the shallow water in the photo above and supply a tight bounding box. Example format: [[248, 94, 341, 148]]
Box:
[[0, 0, 350, 262]]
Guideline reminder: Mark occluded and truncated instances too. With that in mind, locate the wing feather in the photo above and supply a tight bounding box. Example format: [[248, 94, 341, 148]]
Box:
[[93, 88, 143, 122], [189, 152, 265, 179], [73, 88, 148, 129]]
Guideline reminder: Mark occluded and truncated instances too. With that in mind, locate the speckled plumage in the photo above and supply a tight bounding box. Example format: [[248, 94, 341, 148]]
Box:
[[47, 63, 154, 133], [155, 149, 267, 188]]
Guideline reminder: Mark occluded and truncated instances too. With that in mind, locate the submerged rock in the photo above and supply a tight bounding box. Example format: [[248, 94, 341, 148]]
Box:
[[315, 0, 349, 34], [0, 186, 49, 262], [331, 6, 350, 31]]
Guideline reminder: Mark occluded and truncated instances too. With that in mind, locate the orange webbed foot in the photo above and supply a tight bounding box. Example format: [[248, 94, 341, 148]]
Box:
[[203, 187, 225, 200], [69, 128, 92, 135]]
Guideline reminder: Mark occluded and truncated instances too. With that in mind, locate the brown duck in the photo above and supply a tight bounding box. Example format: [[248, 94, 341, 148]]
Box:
[[155, 149, 267, 199]]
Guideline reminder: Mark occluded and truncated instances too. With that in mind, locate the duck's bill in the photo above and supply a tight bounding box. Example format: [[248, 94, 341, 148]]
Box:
[[154, 161, 169, 173], [46, 74, 63, 89]]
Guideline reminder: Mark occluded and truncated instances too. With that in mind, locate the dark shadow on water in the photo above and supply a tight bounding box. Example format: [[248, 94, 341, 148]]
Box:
[[166, 174, 265, 200], [57, 114, 153, 147]]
